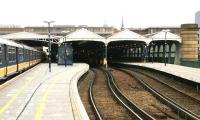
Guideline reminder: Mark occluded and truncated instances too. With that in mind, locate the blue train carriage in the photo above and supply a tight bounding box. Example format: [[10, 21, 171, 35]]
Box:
[[58, 43, 73, 65], [29, 47, 38, 67], [0, 38, 22, 78], [22, 45, 41, 69], [0, 37, 41, 79], [22, 45, 32, 69]]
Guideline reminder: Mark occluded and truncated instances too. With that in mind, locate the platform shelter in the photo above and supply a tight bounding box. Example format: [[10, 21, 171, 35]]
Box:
[[147, 30, 181, 64], [107, 29, 150, 63], [64, 28, 106, 66]]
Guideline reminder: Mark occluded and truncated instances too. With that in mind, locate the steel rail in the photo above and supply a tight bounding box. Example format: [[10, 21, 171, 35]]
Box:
[[89, 69, 103, 120], [133, 69, 200, 105], [120, 68, 200, 120], [103, 68, 155, 120]]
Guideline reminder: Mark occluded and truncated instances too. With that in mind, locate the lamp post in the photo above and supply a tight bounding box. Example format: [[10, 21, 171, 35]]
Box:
[[44, 21, 55, 72], [163, 29, 170, 66]]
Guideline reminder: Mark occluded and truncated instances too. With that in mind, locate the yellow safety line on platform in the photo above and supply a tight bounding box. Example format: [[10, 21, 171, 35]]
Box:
[[34, 78, 57, 120], [0, 77, 35, 116]]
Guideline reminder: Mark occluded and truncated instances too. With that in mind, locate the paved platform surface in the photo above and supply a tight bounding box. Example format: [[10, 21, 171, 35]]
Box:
[[122, 62, 200, 83], [0, 63, 88, 120]]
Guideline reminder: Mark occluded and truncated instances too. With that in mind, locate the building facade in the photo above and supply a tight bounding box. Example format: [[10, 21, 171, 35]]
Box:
[[129, 27, 180, 35], [0, 27, 24, 35], [24, 25, 114, 37], [195, 11, 200, 27]]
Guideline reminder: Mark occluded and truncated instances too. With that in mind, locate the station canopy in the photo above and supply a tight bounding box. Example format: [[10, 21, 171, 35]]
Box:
[[0, 32, 60, 42], [0, 37, 22, 48], [107, 29, 149, 44], [150, 30, 181, 43], [62, 28, 105, 43]]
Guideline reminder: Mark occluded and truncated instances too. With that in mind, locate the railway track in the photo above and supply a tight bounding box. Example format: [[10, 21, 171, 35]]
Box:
[[104, 69, 156, 120], [133, 68, 200, 102], [119, 67, 200, 120], [78, 70, 96, 119], [78, 69, 135, 119], [111, 68, 181, 120], [89, 69, 102, 120]]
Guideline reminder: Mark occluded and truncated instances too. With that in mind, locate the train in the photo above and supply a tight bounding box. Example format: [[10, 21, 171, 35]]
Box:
[[0, 37, 41, 79]]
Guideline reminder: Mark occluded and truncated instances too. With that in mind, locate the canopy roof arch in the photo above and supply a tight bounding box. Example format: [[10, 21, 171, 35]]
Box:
[[150, 30, 181, 43], [63, 28, 105, 43], [0, 38, 22, 48], [1, 32, 48, 40], [107, 29, 149, 44], [0, 32, 60, 43]]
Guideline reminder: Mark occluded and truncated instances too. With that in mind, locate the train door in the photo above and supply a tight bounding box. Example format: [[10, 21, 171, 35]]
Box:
[[23, 47, 25, 68], [29, 50, 30, 67], [16, 47, 19, 72], [4, 44, 7, 76], [0, 44, 6, 77], [24, 48, 29, 69], [6, 46, 17, 75]]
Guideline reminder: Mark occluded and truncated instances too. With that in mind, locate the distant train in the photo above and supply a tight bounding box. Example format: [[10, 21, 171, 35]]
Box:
[[0, 38, 41, 79]]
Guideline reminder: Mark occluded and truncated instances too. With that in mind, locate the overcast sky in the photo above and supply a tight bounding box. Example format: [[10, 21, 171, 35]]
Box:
[[0, 0, 200, 28]]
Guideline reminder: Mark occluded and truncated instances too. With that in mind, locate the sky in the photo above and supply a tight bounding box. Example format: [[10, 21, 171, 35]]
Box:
[[0, 0, 200, 28]]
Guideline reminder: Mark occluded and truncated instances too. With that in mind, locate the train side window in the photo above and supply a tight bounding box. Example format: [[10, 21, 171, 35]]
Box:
[[13, 48, 16, 62], [0, 46, 2, 64], [19, 49, 23, 62], [8, 47, 12, 62], [8, 47, 16, 63], [0, 54, 2, 63]]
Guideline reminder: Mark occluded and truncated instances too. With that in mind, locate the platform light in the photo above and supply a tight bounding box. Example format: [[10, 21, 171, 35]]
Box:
[[44, 21, 55, 72]]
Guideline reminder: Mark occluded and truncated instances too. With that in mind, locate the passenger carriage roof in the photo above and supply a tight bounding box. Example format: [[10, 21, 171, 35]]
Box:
[[0, 38, 22, 48]]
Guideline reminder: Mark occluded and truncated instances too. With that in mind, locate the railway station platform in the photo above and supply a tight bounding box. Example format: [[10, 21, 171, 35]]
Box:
[[119, 62, 200, 84], [0, 63, 89, 120]]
